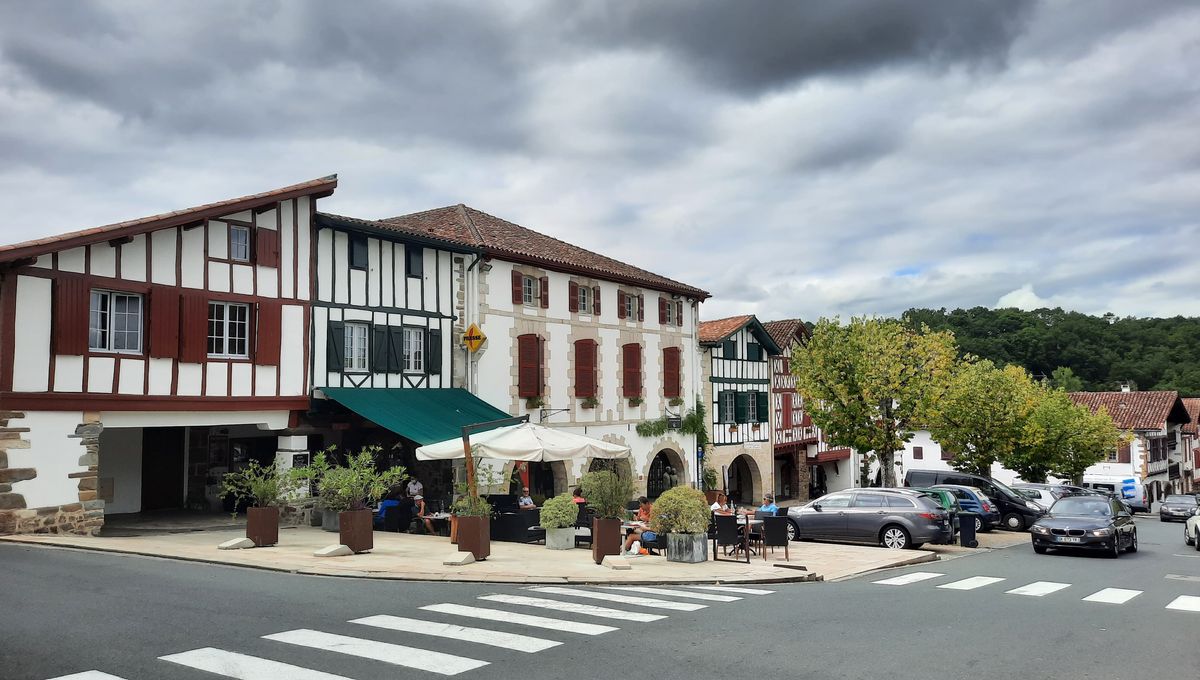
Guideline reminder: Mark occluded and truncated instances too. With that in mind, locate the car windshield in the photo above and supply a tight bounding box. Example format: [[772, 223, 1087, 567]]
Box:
[[1164, 495, 1196, 504], [1014, 488, 1039, 500], [1050, 497, 1112, 517], [988, 478, 1022, 499]]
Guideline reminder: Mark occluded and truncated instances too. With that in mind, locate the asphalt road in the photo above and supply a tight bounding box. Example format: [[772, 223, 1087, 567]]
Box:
[[2, 514, 1198, 680]]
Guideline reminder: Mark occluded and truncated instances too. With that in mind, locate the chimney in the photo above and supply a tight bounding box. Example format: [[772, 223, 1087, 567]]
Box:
[[1120, 382, 1132, 393]]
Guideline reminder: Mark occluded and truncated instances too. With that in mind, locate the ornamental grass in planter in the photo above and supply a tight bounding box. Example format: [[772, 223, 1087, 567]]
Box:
[[293, 446, 407, 554], [452, 493, 492, 561], [539, 493, 579, 550], [581, 470, 635, 564], [221, 460, 302, 547], [649, 486, 711, 563]]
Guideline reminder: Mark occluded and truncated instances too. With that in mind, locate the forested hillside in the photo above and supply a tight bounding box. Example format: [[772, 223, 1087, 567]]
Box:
[[901, 307, 1200, 396]]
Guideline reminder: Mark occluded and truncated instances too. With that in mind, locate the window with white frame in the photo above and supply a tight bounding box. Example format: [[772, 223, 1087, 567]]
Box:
[[664, 299, 676, 324], [719, 390, 736, 423], [207, 302, 250, 358], [89, 290, 143, 353], [521, 275, 538, 305], [623, 293, 638, 319], [746, 391, 758, 421], [229, 225, 251, 262], [403, 327, 424, 372], [344, 322, 369, 372], [577, 285, 591, 314]]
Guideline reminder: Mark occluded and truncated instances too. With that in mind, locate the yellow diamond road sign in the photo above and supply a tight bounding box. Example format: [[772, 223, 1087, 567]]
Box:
[[463, 323, 487, 353]]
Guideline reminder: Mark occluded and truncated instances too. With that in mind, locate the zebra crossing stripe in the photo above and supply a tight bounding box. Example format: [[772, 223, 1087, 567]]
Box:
[[603, 586, 742, 602], [263, 629, 488, 676], [684, 585, 775, 595], [528, 586, 707, 611], [160, 647, 355, 680], [350, 615, 561, 653], [873, 572, 945, 586], [478, 594, 666, 622], [937, 576, 1006, 591], [1164, 595, 1200, 612], [45, 673, 127, 680], [1082, 588, 1142, 604], [420, 603, 618, 635], [1006, 582, 1071, 597]]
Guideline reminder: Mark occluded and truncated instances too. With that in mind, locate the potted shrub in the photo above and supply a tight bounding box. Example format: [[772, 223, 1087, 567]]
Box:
[[539, 493, 579, 550], [649, 486, 710, 563], [701, 462, 723, 505], [580, 396, 600, 409], [294, 446, 407, 553], [581, 470, 635, 564], [451, 493, 492, 561], [221, 460, 300, 547]]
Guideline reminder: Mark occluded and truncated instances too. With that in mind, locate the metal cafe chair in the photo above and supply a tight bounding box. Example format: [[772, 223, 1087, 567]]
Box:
[[712, 514, 749, 563]]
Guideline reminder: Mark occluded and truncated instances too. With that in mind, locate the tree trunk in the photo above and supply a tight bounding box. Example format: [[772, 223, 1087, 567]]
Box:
[[881, 450, 896, 487]]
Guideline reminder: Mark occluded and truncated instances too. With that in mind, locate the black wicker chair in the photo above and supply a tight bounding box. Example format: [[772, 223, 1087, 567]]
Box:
[[712, 514, 748, 563], [761, 515, 791, 562]]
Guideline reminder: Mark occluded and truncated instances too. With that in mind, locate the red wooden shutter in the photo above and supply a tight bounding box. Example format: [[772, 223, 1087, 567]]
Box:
[[913, 445, 923, 460], [539, 275, 549, 308], [617, 291, 626, 319], [592, 286, 601, 315], [568, 281, 579, 313], [179, 292, 208, 363], [255, 228, 280, 268], [663, 347, 680, 398], [622, 343, 641, 397], [658, 298, 667, 324], [1117, 443, 1131, 464], [574, 339, 596, 398], [518, 334, 542, 397], [511, 271, 523, 304], [781, 393, 793, 430], [255, 300, 282, 365], [148, 289, 180, 359], [676, 300, 684, 327], [637, 294, 644, 321], [53, 277, 90, 355]]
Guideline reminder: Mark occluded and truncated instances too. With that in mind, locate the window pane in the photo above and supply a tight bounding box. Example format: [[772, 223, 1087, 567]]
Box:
[[89, 291, 108, 350], [230, 226, 250, 261], [404, 328, 424, 372], [207, 303, 225, 355], [522, 277, 535, 305], [111, 294, 142, 352], [228, 304, 248, 356]]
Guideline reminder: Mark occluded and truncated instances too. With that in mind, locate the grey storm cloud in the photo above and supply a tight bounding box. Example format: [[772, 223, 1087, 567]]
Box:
[[1, 0, 1198, 322]]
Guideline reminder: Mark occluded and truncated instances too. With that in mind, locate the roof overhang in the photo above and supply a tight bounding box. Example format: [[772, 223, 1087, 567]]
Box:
[[700, 316, 783, 354], [317, 213, 483, 256]]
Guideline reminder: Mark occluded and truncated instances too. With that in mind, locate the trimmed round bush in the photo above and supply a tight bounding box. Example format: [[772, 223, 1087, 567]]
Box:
[[539, 493, 579, 529], [649, 486, 710, 534]]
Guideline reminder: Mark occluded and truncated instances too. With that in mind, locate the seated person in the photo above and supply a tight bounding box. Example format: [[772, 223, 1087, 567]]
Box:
[[711, 500, 733, 515], [410, 495, 435, 534], [622, 496, 658, 555], [571, 487, 587, 504], [758, 494, 779, 514], [517, 487, 537, 510], [374, 498, 402, 529]]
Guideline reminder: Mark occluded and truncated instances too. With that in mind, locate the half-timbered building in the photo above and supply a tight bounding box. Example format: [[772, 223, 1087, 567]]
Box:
[[0, 177, 336, 534], [699, 315, 782, 505], [762, 318, 811, 504]]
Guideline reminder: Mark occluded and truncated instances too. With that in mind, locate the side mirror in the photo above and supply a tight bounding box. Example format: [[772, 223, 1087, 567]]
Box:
[[813, 503, 823, 512]]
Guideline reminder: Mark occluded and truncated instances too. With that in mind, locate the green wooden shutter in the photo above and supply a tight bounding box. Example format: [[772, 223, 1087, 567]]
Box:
[[756, 390, 769, 422], [371, 325, 389, 373], [717, 391, 729, 423], [387, 327, 403, 372], [426, 329, 442, 375], [327, 321, 345, 372], [735, 391, 749, 423], [723, 338, 737, 359]]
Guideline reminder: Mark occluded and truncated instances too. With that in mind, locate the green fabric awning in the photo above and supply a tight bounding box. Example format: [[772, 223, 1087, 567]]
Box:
[[320, 388, 513, 445]]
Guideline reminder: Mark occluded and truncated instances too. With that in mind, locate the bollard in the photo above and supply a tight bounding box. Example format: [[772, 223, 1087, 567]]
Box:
[[958, 511, 978, 548]]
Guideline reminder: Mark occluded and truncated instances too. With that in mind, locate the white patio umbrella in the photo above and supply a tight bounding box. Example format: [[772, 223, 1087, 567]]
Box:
[[415, 422, 630, 462]]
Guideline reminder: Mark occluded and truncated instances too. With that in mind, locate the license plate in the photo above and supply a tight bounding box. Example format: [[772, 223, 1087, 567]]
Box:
[[1057, 536, 1081, 543]]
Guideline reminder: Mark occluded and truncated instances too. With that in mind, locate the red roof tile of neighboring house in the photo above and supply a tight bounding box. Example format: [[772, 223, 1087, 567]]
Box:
[[1068, 391, 1190, 431], [699, 315, 754, 344], [0, 175, 339, 263], [1181, 398, 1200, 435], [762, 318, 810, 353], [368, 205, 709, 299]]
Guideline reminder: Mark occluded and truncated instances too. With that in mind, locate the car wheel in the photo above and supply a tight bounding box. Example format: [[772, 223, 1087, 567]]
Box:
[[1033, 545, 1047, 554], [974, 516, 983, 533], [1195, 534, 1200, 552], [786, 519, 798, 542], [880, 525, 910, 549], [1127, 530, 1138, 553], [1002, 513, 1025, 531], [1108, 536, 1121, 559], [1185, 533, 1193, 547]]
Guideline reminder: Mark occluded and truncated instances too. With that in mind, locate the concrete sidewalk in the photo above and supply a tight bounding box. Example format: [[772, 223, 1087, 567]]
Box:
[[1, 526, 937, 585]]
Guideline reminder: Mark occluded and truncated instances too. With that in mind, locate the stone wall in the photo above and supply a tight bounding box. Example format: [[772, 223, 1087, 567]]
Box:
[[0, 411, 105, 536]]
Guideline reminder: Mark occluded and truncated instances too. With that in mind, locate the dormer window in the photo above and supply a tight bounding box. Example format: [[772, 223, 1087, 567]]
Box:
[[229, 225, 251, 262]]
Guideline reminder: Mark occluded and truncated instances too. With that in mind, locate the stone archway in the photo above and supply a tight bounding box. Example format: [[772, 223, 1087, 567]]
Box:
[[727, 454, 762, 506], [645, 448, 688, 499]]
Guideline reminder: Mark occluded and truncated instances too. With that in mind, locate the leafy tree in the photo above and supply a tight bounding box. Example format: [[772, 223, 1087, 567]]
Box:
[[1007, 390, 1123, 483], [928, 360, 1037, 478], [793, 317, 957, 487], [1049, 366, 1084, 392]]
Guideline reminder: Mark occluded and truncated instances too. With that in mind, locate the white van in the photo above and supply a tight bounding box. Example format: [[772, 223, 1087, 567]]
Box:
[[1081, 474, 1149, 513]]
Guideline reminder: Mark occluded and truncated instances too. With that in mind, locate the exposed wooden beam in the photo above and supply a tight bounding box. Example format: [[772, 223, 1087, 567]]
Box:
[[107, 235, 133, 248]]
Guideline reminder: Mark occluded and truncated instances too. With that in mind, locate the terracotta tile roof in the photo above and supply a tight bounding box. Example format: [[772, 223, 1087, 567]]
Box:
[[1181, 398, 1200, 435], [0, 175, 339, 263], [699, 315, 754, 344], [371, 205, 709, 299], [762, 318, 810, 353], [1068, 391, 1189, 431]]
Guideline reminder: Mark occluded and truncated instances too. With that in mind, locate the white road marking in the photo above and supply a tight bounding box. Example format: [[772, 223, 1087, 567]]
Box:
[[528, 586, 707, 611], [1006, 581, 1072, 597], [477, 594, 666, 622], [684, 585, 775, 595], [1082, 588, 1142, 604], [420, 603, 617, 635], [160, 648, 354, 680], [1164, 574, 1200, 582], [1165, 595, 1200, 612], [350, 615, 561, 653], [263, 629, 487, 676], [873, 572, 945, 586], [937, 576, 1006, 591], [603, 586, 742, 602], [46, 673, 127, 680]]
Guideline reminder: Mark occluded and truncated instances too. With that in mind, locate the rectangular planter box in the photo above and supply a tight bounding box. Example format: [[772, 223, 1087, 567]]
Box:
[[666, 532, 708, 563], [545, 526, 575, 550], [246, 506, 279, 547], [321, 509, 340, 532], [339, 509, 373, 553], [457, 515, 491, 561], [592, 517, 621, 564]]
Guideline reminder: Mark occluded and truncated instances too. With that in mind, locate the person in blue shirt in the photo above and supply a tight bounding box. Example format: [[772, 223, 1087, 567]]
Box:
[[758, 494, 779, 514]]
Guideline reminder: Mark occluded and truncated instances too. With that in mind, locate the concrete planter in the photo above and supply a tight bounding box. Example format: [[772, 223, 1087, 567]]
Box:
[[545, 526, 575, 550], [666, 533, 708, 563], [338, 509, 373, 554], [245, 506, 279, 547], [457, 515, 491, 561], [592, 517, 621, 564], [320, 509, 340, 532]]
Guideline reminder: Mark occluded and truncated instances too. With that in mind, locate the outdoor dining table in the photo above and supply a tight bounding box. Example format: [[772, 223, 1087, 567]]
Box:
[[731, 517, 764, 557]]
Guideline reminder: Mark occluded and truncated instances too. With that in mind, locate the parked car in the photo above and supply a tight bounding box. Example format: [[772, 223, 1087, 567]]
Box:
[[905, 469, 1044, 530], [931, 484, 1001, 533], [1012, 483, 1079, 505], [879, 488, 958, 544], [787, 489, 950, 550], [1012, 487, 1052, 511], [1185, 509, 1200, 549], [1080, 474, 1149, 513], [1159, 494, 1200, 522], [1029, 494, 1137, 557]]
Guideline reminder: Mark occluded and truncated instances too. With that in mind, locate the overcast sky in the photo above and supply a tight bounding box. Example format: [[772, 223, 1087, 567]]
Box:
[[2, 1, 1197, 321]]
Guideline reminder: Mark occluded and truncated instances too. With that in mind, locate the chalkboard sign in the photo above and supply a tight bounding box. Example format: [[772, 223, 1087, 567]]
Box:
[[292, 453, 310, 468]]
